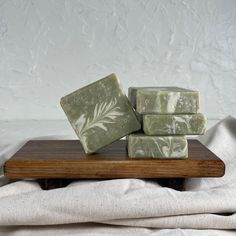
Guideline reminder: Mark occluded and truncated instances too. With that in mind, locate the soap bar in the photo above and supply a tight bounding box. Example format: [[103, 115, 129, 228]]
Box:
[[60, 74, 141, 154], [128, 88, 143, 122], [129, 87, 199, 114], [128, 133, 188, 158], [128, 87, 139, 108], [143, 113, 206, 135]]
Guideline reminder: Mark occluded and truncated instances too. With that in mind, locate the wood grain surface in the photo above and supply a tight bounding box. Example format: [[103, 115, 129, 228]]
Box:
[[4, 140, 225, 179]]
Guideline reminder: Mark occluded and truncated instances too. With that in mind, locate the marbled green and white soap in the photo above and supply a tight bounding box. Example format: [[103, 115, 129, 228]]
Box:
[[128, 87, 139, 109], [60, 74, 141, 154], [143, 113, 206, 135], [128, 133, 188, 158], [128, 87, 143, 123], [129, 87, 199, 114]]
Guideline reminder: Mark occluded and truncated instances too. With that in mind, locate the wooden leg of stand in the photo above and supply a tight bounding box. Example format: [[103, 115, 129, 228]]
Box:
[[38, 179, 73, 190], [37, 178, 186, 191], [157, 178, 186, 191]]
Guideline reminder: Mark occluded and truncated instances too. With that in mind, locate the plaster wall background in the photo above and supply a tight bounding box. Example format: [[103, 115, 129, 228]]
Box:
[[0, 0, 236, 122]]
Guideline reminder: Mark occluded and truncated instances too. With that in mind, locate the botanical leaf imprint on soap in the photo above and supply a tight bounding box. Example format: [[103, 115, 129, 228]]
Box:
[[134, 136, 186, 158], [152, 115, 205, 134], [153, 115, 192, 134], [74, 98, 124, 152], [152, 137, 186, 158]]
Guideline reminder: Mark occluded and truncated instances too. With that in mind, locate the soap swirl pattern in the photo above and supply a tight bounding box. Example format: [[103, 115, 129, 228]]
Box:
[[74, 98, 124, 153], [153, 137, 187, 158], [146, 115, 205, 135], [134, 137, 187, 158], [156, 115, 193, 134], [154, 92, 197, 114]]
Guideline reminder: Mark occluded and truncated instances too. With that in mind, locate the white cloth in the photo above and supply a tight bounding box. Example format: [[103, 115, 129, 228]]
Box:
[[0, 117, 236, 235]]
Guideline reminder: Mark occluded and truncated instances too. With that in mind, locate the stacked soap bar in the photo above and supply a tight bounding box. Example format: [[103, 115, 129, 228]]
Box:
[[143, 113, 206, 135], [129, 87, 199, 114], [61, 74, 141, 154], [128, 87, 206, 159], [128, 134, 188, 159]]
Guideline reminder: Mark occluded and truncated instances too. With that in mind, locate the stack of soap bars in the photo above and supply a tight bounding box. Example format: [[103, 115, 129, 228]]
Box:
[[60, 73, 206, 159], [127, 87, 206, 159]]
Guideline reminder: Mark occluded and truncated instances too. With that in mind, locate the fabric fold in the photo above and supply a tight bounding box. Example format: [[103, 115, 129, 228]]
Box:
[[0, 179, 236, 226], [0, 117, 236, 233]]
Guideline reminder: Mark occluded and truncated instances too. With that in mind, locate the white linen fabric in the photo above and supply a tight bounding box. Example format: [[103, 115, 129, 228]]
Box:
[[0, 117, 236, 235]]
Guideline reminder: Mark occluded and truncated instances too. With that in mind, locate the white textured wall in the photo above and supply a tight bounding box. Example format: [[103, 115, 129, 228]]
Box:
[[0, 0, 236, 121]]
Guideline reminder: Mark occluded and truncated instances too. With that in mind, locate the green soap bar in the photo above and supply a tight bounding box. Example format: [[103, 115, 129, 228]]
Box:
[[143, 113, 206, 135], [128, 88, 143, 127], [128, 133, 188, 158], [60, 74, 141, 154], [128, 87, 139, 108], [129, 87, 199, 114], [134, 110, 143, 124]]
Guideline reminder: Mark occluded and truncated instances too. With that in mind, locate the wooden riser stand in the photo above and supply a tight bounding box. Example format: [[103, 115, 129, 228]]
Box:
[[4, 140, 225, 191]]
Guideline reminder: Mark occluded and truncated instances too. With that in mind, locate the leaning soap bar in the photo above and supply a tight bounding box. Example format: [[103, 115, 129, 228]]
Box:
[[129, 87, 199, 114], [128, 133, 188, 158], [60, 74, 141, 154], [143, 113, 206, 135]]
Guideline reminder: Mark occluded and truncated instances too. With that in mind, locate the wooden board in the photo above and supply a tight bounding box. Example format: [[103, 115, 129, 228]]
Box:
[[4, 140, 225, 179]]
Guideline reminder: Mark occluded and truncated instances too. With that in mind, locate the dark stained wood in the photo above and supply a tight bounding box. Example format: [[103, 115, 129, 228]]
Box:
[[38, 179, 73, 190], [4, 140, 225, 179], [38, 178, 186, 191], [157, 178, 186, 191]]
